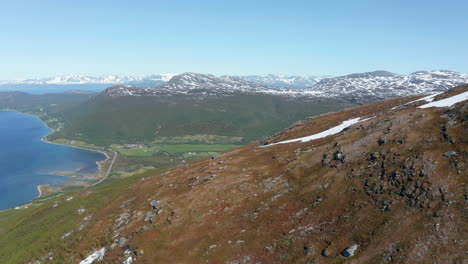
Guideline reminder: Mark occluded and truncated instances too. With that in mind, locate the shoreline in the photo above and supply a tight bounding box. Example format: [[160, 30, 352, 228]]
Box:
[[1, 110, 114, 207], [40, 136, 110, 172], [0, 110, 108, 163]]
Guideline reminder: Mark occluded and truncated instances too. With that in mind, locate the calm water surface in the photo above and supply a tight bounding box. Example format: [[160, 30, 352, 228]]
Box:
[[0, 111, 105, 209]]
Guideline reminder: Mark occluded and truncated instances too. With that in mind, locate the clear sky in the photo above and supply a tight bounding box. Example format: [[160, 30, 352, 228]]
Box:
[[0, 0, 467, 79]]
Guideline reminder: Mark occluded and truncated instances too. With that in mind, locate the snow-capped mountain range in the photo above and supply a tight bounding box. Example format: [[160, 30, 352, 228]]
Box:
[[2, 70, 467, 99], [103, 73, 321, 97], [3, 74, 177, 85], [102, 70, 468, 99], [0, 73, 327, 88], [309, 70, 468, 98]]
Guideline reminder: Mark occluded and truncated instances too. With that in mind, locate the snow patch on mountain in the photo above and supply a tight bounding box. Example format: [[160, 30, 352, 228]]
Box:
[[264, 117, 372, 146], [418, 91, 468, 108], [238, 74, 331, 89]]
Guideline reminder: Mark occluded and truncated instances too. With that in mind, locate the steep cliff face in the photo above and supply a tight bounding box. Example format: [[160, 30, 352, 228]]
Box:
[[4, 85, 466, 264]]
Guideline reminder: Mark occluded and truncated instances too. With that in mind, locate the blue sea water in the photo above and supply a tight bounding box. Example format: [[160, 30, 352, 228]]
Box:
[[0, 111, 106, 210]]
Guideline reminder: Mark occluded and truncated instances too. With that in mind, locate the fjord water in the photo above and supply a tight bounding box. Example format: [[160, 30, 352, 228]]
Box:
[[0, 111, 106, 210]]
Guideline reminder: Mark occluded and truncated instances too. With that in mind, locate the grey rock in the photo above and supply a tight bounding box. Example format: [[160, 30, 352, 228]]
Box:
[[321, 247, 331, 257], [149, 199, 159, 210], [341, 244, 359, 257], [202, 177, 211, 183], [119, 237, 128, 248], [443, 151, 458, 157], [144, 211, 155, 223], [333, 150, 343, 160]]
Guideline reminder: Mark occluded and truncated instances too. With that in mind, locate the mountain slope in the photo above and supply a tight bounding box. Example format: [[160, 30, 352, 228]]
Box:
[[308, 70, 468, 99], [1, 85, 466, 263], [55, 91, 352, 145], [52, 73, 352, 145]]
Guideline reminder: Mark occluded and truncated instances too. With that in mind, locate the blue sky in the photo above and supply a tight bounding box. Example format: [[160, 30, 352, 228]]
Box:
[[0, 0, 466, 79]]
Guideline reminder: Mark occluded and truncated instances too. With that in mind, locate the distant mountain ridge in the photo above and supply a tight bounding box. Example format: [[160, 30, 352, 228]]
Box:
[[0, 73, 328, 89], [102, 73, 321, 98], [308, 70, 468, 98], [101, 71, 468, 100]]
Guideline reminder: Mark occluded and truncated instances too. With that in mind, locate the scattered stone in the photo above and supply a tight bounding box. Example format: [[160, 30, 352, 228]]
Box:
[[202, 177, 211, 183], [378, 139, 386, 145], [321, 247, 331, 257], [144, 211, 155, 223], [149, 199, 160, 210], [122, 256, 133, 264], [341, 244, 359, 257], [118, 237, 128, 248], [443, 151, 458, 157], [304, 245, 314, 256], [333, 150, 343, 161], [370, 151, 381, 161], [119, 198, 135, 209]]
